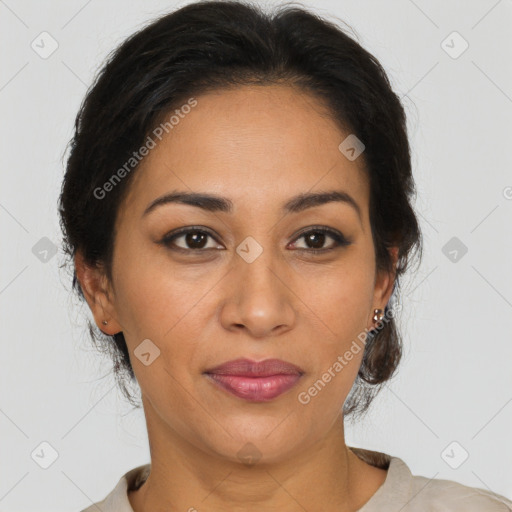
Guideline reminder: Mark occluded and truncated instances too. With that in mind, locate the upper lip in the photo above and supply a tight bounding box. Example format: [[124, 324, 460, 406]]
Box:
[[204, 358, 304, 377]]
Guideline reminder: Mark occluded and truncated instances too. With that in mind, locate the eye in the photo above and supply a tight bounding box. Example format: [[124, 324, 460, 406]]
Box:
[[289, 226, 351, 253], [160, 227, 223, 252], [160, 225, 351, 254]]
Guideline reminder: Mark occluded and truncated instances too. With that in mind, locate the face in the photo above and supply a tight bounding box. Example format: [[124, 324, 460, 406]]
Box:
[[78, 84, 397, 465]]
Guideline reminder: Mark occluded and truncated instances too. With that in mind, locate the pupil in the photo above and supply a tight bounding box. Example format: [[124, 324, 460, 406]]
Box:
[[307, 232, 325, 249], [186, 231, 207, 249]]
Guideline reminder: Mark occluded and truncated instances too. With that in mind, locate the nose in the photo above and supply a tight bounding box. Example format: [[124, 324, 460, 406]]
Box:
[[219, 246, 296, 339]]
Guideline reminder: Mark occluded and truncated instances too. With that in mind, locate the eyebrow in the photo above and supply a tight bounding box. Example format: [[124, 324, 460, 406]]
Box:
[[142, 189, 362, 221]]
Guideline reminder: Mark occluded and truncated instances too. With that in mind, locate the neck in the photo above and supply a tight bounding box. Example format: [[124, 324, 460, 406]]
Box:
[[128, 397, 386, 512]]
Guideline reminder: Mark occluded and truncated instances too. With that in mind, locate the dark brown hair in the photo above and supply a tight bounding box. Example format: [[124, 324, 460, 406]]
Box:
[[58, 0, 422, 419]]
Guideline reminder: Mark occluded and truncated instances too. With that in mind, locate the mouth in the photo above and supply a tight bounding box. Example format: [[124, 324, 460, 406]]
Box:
[[203, 358, 304, 402]]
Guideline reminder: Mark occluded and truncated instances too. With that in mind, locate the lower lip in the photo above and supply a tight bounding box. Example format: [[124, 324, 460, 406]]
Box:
[[205, 373, 302, 402]]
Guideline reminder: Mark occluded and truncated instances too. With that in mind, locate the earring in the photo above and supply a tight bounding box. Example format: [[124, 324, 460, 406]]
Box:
[[372, 308, 384, 324], [102, 320, 108, 325]]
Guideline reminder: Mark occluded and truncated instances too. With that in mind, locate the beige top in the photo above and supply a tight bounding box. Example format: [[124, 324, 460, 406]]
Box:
[[80, 447, 512, 511]]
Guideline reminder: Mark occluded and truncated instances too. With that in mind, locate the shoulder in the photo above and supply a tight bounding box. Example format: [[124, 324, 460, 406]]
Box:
[[406, 471, 512, 511], [78, 463, 151, 512], [349, 447, 512, 512]]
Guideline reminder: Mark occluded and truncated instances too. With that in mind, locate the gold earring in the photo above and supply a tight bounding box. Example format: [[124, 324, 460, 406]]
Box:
[[102, 320, 108, 325]]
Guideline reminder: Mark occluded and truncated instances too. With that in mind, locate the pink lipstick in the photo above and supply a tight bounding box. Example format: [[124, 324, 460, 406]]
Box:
[[204, 358, 304, 402]]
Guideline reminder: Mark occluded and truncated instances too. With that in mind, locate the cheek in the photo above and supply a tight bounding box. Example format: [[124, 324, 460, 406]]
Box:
[[296, 261, 375, 342], [111, 237, 188, 336], [112, 252, 213, 373], [293, 262, 373, 395]]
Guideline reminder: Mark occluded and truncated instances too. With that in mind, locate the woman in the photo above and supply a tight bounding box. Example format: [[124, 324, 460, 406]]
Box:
[[59, 1, 512, 510]]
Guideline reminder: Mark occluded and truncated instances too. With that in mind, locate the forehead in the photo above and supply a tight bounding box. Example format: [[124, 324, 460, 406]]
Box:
[[121, 84, 369, 220]]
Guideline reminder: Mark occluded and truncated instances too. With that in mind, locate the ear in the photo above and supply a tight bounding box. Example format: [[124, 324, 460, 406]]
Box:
[[74, 250, 122, 335], [369, 246, 399, 329]]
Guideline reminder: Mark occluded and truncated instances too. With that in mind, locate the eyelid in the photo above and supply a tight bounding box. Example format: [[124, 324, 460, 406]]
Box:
[[160, 225, 223, 250], [289, 225, 351, 250], [160, 225, 351, 253]]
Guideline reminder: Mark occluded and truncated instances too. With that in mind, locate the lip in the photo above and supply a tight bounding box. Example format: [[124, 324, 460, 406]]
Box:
[[204, 358, 304, 402]]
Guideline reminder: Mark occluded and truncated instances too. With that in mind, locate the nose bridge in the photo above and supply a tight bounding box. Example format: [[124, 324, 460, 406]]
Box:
[[222, 232, 295, 337], [235, 232, 284, 296]]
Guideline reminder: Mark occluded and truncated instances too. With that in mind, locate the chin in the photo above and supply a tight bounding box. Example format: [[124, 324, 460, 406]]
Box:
[[198, 417, 311, 466]]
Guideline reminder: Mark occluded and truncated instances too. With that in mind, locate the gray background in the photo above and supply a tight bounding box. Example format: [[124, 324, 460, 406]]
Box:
[[1, 0, 511, 509]]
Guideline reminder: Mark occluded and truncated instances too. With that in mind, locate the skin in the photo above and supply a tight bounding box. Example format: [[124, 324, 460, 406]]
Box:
[[76, 83, 399, 512]]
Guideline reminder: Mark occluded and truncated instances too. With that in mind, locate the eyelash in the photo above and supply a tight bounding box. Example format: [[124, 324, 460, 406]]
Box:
[[160, 225, 351, 255]]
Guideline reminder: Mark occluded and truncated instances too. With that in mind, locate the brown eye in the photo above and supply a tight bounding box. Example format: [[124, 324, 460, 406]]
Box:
[[160, 225, 350, 255], [161, 227, 223, 252], [181, 231, 208, 249], [291, 227, 351, 253], [304, 231, 328, 249]]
